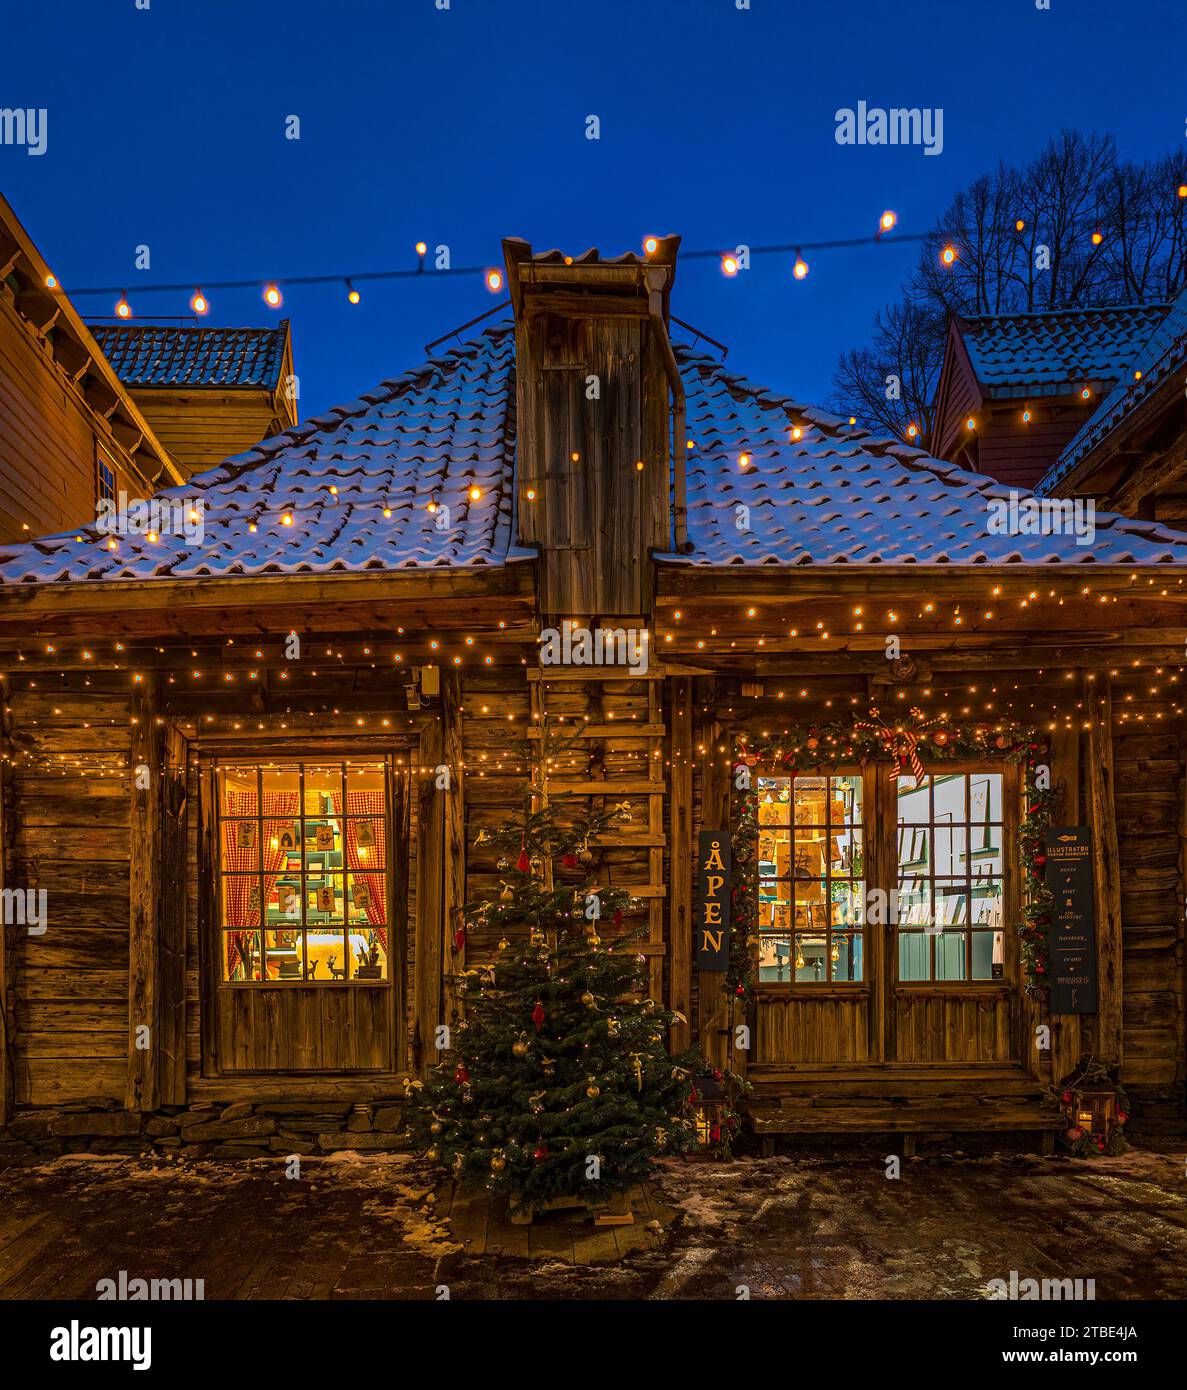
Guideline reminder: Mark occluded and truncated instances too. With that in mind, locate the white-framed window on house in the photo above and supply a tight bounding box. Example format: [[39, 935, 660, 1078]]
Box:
[[896, 771, 1005, 982], [216, 759, 391, 985], [755, 772, 865, 983]]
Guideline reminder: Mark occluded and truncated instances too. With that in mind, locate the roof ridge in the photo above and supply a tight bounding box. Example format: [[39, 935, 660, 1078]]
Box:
[[959, 300, 1171, 327]]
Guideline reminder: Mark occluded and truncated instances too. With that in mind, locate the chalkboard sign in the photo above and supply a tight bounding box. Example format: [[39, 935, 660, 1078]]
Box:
[[1045, 825, 1098, 1014], [695, 830, 731, 972]]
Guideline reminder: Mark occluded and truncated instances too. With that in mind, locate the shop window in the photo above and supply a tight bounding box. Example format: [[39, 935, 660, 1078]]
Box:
[[756, 773, 864, 983], [217, 760, 390, 984], [896, 771, 1004, 982]]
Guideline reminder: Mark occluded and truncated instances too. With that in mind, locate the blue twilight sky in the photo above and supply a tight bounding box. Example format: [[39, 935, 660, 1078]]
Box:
[[1, 0, 1185, 420]]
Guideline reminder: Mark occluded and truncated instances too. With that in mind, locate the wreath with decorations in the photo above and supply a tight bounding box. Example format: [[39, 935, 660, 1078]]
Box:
[[728, 708, 1056, 1003]]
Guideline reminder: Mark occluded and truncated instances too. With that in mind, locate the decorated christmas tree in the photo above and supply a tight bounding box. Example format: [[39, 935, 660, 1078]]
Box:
[[410, 797, 701, 1209]]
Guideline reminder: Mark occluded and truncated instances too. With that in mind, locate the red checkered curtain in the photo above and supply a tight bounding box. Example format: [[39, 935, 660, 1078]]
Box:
[[221, 788, 299, 979], [335, 790, 386, 952]]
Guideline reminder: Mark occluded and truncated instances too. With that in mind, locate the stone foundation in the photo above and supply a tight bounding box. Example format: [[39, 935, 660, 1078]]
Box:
[[0, 1098, 410, 1163]]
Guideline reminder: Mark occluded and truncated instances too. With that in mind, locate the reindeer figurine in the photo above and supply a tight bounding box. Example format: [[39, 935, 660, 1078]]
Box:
[[326, 954, 345, 981]]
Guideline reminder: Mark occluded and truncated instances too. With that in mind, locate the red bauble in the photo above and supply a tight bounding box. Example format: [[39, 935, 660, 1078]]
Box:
[[454, 1063, 469, 1085], [562, 852, 578, 869], [1033, 853, 1047, 869], [1066, 1126, 1083, 1142], [516, 845, 530, 873], [1061, 1091, 1073, 1105], [613, 909, 623, 927], [453, 926, 467, 952], [531, 999, 546, 1031], [1116, 1110, 1128, 1125], [533, 1142, 548, 1161], [735, 984, 745, 997]]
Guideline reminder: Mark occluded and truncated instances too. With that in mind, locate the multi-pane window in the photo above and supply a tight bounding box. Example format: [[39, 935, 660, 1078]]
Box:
[[756, 773, 865, 983], [96, 450, 116, 510], [896, 772, 1004, 982], [217, 761, 389, 984]]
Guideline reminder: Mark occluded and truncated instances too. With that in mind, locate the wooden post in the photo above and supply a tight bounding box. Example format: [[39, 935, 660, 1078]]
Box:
[[696, 694, 737, 1073], [0, 674, 10, 1127], [413, 720, 445, 1075], [127, 676, 163, 1112], [668, 677, 692, 1052], [1084, 673, 1123, 1066], [441, 672, 467, 1030], [1048, 723, 1082, 1084], [157, 726, 188, 1106]]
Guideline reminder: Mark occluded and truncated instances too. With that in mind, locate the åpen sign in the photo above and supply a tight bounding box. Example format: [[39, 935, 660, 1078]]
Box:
[[695, 830, 731, 971], [1045, 825, 1098, 1014]]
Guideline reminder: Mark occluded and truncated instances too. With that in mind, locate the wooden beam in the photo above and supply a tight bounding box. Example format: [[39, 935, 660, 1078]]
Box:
[[1048, 723, 1082, 1085], [695, 682, 738, 1074], [441, 672, 467, 1029], [1084, 672, 1124, 1066], [413, 719, 445, 1076], [126, 675, 163, 1111], [668, 677, 692, 1052]]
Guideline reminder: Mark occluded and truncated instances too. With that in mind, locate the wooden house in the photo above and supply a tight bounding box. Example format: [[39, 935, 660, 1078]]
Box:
[[1, 236, 1185, 1159], [89, 322, 299, 480], [0, 193, 182, 544], [933, 293, 1187, 520]]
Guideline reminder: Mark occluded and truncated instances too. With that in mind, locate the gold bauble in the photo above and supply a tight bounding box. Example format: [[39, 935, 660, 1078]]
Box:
[[586, 1079, 601, 1099], [498, 937, 510, 951], [430, 1120, 444, 1135], [641, 998, 656, 1014], [490, 1152, 506, 1172], [512, 1038, 530, 1057], [606, 1017, 621, 1037], [426, 1145, 440, 1162], [580, 991, 596, 1009]]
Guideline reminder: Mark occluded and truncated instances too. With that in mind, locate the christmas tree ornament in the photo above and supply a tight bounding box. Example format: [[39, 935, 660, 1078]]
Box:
[[586, 1079, 601, 1099], [606, 1017, 621, 1037], [562, 851, 578, 869], [454, 1062, 469, 1085], [430, 1119, 444, 1135], [511, 1037, 530, 1057], [426, 1145, 440, 1162], [531, 999, 546, 1030], [498, 937, 510, 951], [500, 882, 514, 902], [533, 1140, 548, 1161], [516, 843, 530, 873], [490, 1151, 506, 1172], [580, 991, 596, 1009]]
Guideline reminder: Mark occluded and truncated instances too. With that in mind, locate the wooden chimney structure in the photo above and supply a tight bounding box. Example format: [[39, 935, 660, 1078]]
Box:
[[502, 236, 682, 620]]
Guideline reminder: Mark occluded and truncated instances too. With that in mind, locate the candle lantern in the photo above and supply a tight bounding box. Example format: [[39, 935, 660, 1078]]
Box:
[[688, 1073, 729, 1158], [1055, 1058, 1128, 1156]]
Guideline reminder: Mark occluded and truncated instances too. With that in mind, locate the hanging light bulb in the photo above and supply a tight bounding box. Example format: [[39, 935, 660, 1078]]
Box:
[[906, 422, 919, 440], [115, 293, 131, 319], [794, 939, 806, 970], [792, 252, 809, 280], [879, 210, 897, 233], [1015, 219, 1026, 232], [44, 272, 58, 290], [415, 240, 427, 257], [643, 235, 659, 255], [721, 253, 739, 277], [345, 279, 360, 304], [191, 289, 208, 315], [940, 244, 958, 267], [264, 283, 282, 307], [484, 269, 503, 293], [1091, 229, 1104, 246]]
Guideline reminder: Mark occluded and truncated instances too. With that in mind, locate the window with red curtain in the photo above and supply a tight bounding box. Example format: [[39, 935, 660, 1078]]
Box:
[[217, 760, 391, 984]]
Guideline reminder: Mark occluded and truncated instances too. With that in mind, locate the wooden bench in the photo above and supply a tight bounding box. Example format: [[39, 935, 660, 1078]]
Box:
[[749, 1102, 1064, 1156]]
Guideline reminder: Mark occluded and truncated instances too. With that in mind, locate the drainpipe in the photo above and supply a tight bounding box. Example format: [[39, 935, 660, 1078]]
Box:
[[646, 273, 692, 554]]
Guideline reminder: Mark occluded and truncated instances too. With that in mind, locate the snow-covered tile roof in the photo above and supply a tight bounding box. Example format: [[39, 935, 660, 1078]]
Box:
[[90, 322, 288, 389], [0, 324, 529, 583], [958, 303, 1170, 398], [1039, 283, 1187, 494], [661, 345, 1187, 565]]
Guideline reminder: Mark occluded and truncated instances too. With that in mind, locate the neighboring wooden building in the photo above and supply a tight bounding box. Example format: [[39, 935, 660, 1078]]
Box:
[[90, 321, 298, 480], [1, 237, 1184, 1158], [0, 193, 182, 544]]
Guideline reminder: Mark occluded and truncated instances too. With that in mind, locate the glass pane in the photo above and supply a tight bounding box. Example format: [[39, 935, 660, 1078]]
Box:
[[225, 930, 262, 982], [897, 776, 930, 824], [932, 773, 966, 821], [221, 874, 260, 927], [935, 881, 970, 931], [832, 931, 863, 983], [972, 929, 1004, 980], [897, 824, 930, 872], [306, 928, 348, 981], [831, 826, 863, 875], [349, 925, 388, 980], [932, 823, 968, 875], [308, 873, 344, 925], [346, 819, 386, 871], [898, 932, 930, 982], [347, 871, 386, 924], [971, 774, 1003, 825], [794, 930, 827, 983], [898, 875, 931, 929], [793, 776, 828, 826], [971, 878, 1003, 930], [936, 930, 968, 981], [303, 764, 342, 819], [263, 928, 303, 981], [832, 774, 862, 825], [219, 765, 259, 817]]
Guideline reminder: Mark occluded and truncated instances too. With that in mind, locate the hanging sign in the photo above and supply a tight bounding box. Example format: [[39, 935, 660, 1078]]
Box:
[[1045, 826, 1098, 1014], [695, 830, 731, 972]]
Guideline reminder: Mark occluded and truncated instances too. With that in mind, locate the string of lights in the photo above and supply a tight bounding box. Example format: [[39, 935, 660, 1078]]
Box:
[[51, 213, 971, 319]]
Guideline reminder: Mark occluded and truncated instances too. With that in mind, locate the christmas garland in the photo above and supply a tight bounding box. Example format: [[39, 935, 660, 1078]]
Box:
[[731, 708, 1054, 1000]]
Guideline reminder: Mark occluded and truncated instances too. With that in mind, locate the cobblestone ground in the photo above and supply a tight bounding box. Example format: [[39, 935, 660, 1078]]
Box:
[[1, 1144, 1185, 1300]]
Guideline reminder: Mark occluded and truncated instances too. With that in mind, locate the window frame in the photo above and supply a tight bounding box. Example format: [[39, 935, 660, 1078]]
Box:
[[212, 754, 397, 989], [740, 754, 1019, 996], [95, 444, 117, 512]]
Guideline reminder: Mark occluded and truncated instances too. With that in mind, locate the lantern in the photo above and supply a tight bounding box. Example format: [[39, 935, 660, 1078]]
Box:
[[1056, 1060, 1127, 1154], [689, 1073, 727, 1156]]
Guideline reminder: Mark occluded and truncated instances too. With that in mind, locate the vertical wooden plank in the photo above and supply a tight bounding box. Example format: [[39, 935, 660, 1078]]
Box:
[[668, 677, 692, 1052], [127, 676, 163, 1112], [1048, 724, 1082, 1084], [441, 672, 467, 1031], [390, 758, 411, 1073], [646, 681, 665, 1006], [158, 725, 188, 1105], [414, 719, 445, 1075], [0, 673, 10, 1126], [1084, 673, 1123, 1065], [696, 694, 736, 1073]]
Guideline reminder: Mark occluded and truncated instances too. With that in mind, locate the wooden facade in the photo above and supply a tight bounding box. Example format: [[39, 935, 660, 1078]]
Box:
[[1, 239, 1185, 1154], [0, 194, 181, 543]]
